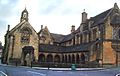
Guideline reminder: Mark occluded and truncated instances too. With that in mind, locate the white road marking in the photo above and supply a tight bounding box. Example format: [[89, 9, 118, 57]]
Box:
[[116, 73, 120, 76], [27, 71, 46, 76], [0, 71, 8, 76], [56, 71, 63, 72]]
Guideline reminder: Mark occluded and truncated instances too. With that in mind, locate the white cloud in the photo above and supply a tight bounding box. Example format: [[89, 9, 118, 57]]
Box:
[[0, 0, 120, 44]]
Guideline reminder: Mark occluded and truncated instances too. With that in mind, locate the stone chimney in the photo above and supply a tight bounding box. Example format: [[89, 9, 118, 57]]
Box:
[[71, 25, 75, 33], [7, 25, 10, 32], [82, 9, 87, 23], [41, 25, 43, 30]]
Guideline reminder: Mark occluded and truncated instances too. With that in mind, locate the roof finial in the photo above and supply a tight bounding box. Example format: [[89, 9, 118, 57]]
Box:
[[83, 9, 85, 12], [114, 3, 119, 9]]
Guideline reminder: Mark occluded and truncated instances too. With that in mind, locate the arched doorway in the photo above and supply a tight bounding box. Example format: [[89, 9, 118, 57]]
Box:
[[81, 53, 85, 64], [76, 54, 80, 64], [72, 54, 75, 63], [54, 55, 60, 63], [22, 46, 34, 66], [46, 54, 53, 62], [38, 54, 45, 62]]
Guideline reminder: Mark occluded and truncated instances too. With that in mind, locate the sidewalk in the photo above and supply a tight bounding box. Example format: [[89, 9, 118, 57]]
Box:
[[32, 67, 104, 71], [0, 63, 105, 71]]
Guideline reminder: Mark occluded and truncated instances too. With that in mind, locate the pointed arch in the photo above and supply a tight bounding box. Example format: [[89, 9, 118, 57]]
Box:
[[46, 54, 53, 62], [65, 55, 67, 63], [38, 54, 45, 62], [81, 53, 85, 64], [76, 54, 80, 64], [68, 54, 71, 63], [20, 27, 32, 43], [54, 55, 60, 63], [20, 27, 32, 34], [62, 55, 64, 63], [72, 54, 75, 63]]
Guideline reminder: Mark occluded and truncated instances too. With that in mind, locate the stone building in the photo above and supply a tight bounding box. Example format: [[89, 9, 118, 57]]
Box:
[[2, 3, 120, 67], [0, 42, 3, 59]]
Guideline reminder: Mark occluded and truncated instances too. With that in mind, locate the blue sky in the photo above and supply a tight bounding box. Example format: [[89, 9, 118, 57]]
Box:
[[0, 0, 120, 45]]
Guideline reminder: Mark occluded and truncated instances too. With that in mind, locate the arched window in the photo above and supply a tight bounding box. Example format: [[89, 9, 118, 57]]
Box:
[[21, 27, 32, 43]]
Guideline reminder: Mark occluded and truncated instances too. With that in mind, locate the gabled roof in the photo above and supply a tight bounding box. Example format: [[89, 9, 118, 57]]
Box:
[[7, 9, 38, 35], [90, 8, 112, 27], [51, 33, 65, 43], [9, 21, 26, 34], [75, 3, 120, 34], [61, 33, 75, 42], [8, 21, 38, 36]]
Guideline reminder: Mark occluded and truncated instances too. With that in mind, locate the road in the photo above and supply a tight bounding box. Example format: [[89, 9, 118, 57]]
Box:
[[0, 65, 120, 76]]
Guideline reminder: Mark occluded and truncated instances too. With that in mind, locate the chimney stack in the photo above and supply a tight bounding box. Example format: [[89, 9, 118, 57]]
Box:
[[71, 25, 75, 33], [41, 25, 43, 30], [82, 9, 87, 23], [7, 25, 10, 32]]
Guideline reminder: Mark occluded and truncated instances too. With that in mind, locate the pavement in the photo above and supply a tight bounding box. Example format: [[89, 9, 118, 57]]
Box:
[[1, 63, 120, 76], [32, 67, 104, 71]]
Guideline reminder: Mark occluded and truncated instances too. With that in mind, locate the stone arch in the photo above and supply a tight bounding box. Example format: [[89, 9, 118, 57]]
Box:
[[22, 46, 34, 66], [46, 54, 53, 62], [38, 54, 45, 62], [65, 55, 67, 63], [20, 27, 32, 34], [76, 54, 80, 64], [62, 55, 64, 63], [80, 53, 85, 64], [72, 54, 75, 63], [54, 55, 60, 63], [68, 54, 71, 63]]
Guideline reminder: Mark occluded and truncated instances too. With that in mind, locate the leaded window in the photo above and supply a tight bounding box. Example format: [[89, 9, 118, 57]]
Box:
[[21, 27, 32, 43]]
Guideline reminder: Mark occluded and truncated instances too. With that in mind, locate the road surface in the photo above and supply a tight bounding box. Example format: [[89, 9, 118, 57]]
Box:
[[0, 65, 120, 76]]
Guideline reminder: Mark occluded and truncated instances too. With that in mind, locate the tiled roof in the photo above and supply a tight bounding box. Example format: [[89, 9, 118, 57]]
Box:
[[51, 33, 65, 43], [90, 8, 112, 27], [74, 9, 113, 33], [39, 44, 63, 52], [61, 33, 75, 42], [39, 41, 97, 53]]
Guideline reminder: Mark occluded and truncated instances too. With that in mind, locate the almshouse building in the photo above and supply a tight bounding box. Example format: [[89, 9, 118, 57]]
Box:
[[2, 3, 120, 67]]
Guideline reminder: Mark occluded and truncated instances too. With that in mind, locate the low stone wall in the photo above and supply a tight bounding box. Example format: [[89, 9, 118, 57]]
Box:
[[32, 61, 100, 68]]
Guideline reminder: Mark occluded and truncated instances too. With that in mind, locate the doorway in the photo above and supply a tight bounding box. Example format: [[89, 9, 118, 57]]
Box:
[[22, 46, 34, 66]]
